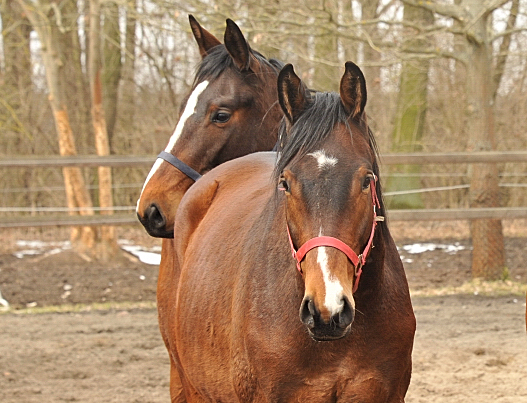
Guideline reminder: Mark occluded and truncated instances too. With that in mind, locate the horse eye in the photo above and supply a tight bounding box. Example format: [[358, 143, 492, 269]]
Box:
[[278, 177, 289, 193], [211, 110, 231, 124], [362, 175, 372, 191]]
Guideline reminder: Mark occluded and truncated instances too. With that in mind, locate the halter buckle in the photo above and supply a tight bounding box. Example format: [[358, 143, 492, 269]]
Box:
[[355, 254, 364, 275]]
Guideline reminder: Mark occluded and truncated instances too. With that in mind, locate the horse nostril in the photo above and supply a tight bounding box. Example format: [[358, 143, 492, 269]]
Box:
[[146, 204, 166, 230], [337, 296, 354, 329], [299, 297, 318, 329]]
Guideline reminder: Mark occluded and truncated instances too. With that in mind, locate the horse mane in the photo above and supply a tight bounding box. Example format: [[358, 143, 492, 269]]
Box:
[[274, 91, 386, 218], [193, 45, 284, 86]]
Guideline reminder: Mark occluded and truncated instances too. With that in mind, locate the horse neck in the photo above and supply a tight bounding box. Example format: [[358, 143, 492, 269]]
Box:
[[258, 75, 282, 148], [354, 223, 407, 313]]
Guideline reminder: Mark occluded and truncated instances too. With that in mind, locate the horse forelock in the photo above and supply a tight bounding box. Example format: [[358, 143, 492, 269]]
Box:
[[274, 92, 378, 182]]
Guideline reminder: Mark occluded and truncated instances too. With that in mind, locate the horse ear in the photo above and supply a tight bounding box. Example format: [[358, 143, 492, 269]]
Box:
[[224, 19, 259, 72], [340, 61, 367, 120], [278, 64, 310, 123], [189, 14, 221, 59]]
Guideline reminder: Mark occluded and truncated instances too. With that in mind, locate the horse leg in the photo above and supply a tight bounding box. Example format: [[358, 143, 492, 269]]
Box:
[[339, 374, 412, 403], [157, 238, 186, 402], [169, 355, 186, 403]]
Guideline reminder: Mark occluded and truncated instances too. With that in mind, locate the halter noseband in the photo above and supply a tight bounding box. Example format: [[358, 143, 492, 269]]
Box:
[[286, 175, 383, 293], [157, 151, 202, 182]]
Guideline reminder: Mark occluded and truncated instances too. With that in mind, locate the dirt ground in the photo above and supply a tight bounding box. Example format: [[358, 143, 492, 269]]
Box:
[[1, 222, 526, 402]]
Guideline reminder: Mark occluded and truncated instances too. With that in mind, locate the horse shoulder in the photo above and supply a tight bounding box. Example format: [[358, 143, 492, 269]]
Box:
[[174, 151, 276, 261], [173, 174, 220, 265]]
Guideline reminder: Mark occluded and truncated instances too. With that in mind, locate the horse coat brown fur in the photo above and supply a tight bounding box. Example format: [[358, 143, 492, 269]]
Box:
[[167, 63, 415, 402]]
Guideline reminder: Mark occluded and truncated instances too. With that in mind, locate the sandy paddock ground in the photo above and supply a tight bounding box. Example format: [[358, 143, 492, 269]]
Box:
[[1, 222, 526, 402]]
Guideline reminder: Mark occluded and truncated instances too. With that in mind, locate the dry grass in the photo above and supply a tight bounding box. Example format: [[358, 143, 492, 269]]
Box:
[[411, 279, 527, 297], [389, 218, 527, 241], [0, 300, 157, 315]]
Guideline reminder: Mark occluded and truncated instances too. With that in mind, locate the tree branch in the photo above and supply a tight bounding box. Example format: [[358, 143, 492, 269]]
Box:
[[492, 0, 519, 99], [400, 0, 467, 22]]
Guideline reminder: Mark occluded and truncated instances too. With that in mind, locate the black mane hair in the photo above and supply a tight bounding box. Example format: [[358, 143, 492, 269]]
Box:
[[193, 45, 284, 86], [274, 90, 385, 216]]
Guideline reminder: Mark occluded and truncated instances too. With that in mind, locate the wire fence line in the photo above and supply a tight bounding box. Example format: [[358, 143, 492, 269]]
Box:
[[2, 183, 526, 213], [1, 150, 527, 167], [0, 183, 144, 194], [1, 151, 527, 227], [0, 206, 136, 213], [2, 183, 524, 213]]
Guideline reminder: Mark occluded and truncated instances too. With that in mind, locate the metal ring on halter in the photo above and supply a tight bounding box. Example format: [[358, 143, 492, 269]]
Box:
[[157, 151, 202, 182]]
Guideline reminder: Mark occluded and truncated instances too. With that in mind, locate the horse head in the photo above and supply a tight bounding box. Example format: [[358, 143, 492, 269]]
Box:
[[276, 63, 381, 341], [137, 15, 282, 238]]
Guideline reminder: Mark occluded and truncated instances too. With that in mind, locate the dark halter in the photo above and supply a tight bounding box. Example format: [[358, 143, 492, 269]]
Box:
[[157, 151, 202, 182]]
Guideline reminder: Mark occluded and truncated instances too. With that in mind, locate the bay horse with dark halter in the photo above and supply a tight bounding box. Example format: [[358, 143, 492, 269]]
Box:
[[135, 15, 283, 402], [169, 62, 416, 401], [137, 15, 282, 238]]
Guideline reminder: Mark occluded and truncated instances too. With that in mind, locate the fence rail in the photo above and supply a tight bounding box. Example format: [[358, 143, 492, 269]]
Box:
[[1, 150, 527, 168], [1, 151, 527, 229], [0, 155, 156, 168], [2, 208, 527, 229]]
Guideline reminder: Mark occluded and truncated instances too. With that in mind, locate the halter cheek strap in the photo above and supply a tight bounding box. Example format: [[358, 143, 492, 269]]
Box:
[[286, 175, 383, 293], [157, 151, 202, 182]]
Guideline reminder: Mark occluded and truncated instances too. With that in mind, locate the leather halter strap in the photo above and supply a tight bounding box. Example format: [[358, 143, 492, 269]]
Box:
[[286, 175, 382, 293], [157, 151, 202, 182]]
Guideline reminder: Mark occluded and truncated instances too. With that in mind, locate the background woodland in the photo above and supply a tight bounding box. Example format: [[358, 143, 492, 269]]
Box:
[[1, 0, 527, 277]]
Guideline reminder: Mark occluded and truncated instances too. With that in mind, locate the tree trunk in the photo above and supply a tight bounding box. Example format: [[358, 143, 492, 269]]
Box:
[[89, 0, 118, 258], [117, 0, 137, 151], [358, 0, 382, 115], [464, 1, 504, 280], [386, 3, 433, 209], [1, 0, 32, 111], [60, 0, 92, 155], [311, 0, 339, 91], [18, 0, 97, 252], [102, 1, 122, 151]]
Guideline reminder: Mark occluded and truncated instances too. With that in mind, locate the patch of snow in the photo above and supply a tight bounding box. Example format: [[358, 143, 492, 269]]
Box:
[[14, 249, 41, 259], [14, 240, 71, 258], [119, 244, 161, 265], [0, 289, 9, 310], [12, 239, 161, 266], [400, 242, 466, 255]]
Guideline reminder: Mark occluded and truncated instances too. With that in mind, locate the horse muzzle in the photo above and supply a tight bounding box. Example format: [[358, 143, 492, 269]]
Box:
[[137, 204, 174, 238], [299, 295, 354, 341]]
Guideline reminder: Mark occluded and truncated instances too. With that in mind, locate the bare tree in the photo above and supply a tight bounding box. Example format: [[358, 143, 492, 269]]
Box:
[[3, 1, 527, 278], [386, 3, 434, 209], [401, 0, 524, 279], [17, 0, 98, 252], [1, 0, 32, 115], [101, 1, 122, 150], [89, 0, 118, 258]]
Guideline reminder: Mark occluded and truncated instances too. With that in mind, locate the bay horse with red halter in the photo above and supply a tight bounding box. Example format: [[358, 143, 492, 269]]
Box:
[[169, 62, 416, 401], [135, 15, 283, 402]]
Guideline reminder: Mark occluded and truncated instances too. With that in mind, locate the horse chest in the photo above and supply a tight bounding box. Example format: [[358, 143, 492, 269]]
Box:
[[229, 297, 411, 401], [232, 358, 392, 402]]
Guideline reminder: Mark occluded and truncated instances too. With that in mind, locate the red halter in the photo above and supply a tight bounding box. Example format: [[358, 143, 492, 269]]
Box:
[[286, 175, 383, 293]]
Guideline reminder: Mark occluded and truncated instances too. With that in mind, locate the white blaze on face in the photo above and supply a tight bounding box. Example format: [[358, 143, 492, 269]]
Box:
[[164, 80, 209, 152], [136, 80, 210, 211], [308, 150, 338, 170], [317, 246, 344, 316]]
